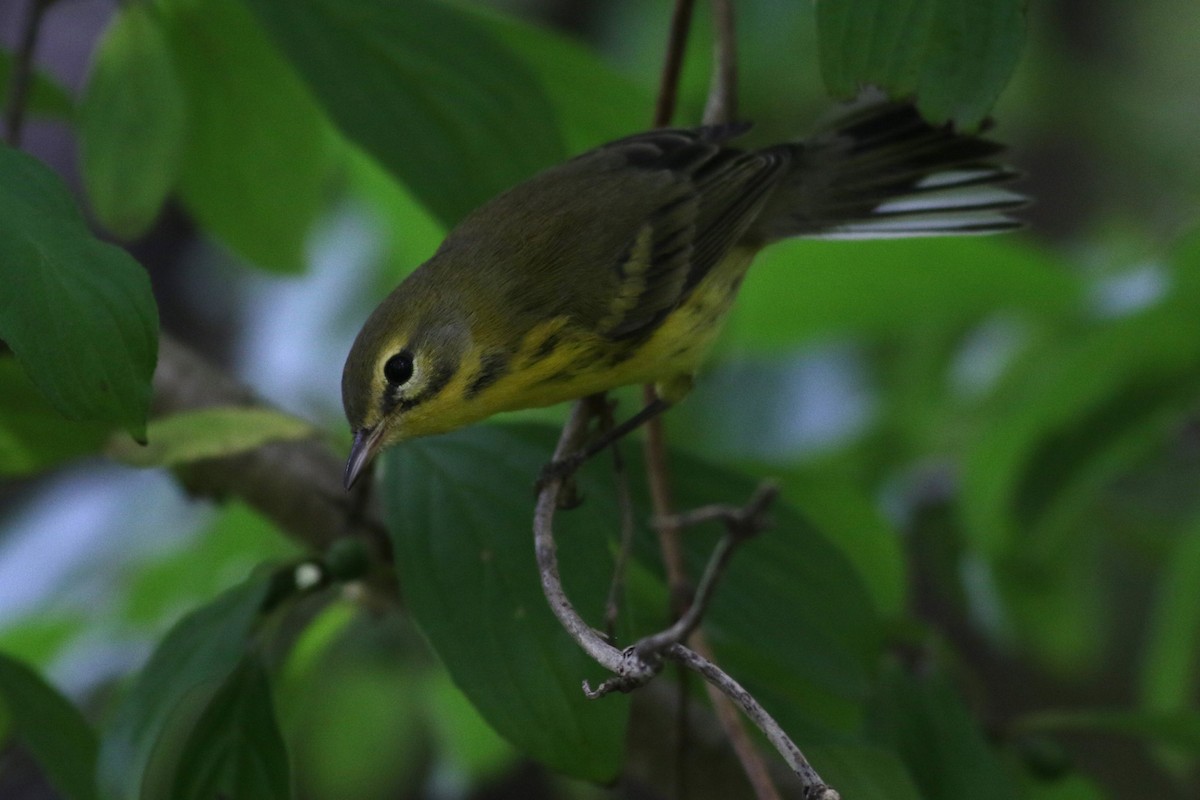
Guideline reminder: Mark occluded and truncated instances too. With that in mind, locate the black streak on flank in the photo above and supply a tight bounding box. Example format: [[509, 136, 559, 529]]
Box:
[[539, 367, 580, 385], [532, 330, 562, 362], [467, 350, 510, 399], [604, 339, 641, 367]]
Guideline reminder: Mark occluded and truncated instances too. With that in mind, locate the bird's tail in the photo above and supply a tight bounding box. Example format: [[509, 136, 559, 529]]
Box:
[[755, 100, 1026, 242]]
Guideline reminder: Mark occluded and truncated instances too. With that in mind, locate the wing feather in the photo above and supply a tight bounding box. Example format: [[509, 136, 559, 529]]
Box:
[[595, 129, 787, 339]]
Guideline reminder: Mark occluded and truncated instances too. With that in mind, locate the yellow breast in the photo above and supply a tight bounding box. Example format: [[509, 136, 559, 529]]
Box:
[[502, 246, 753, 406], [402, 247, 756, 437]]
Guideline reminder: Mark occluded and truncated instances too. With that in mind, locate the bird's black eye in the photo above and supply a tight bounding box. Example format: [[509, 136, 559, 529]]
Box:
[[383, 351, 415, 386]]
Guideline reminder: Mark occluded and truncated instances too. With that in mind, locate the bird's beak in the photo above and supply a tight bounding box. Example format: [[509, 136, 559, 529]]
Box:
[[344, 425, 385, 490]]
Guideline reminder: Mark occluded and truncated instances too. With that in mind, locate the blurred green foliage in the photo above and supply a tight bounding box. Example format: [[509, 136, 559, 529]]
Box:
[[0, 147, 157, 440], [0, 49, 73, 120], [79, 4, 185, 240], [1, 0, 1199, 798]]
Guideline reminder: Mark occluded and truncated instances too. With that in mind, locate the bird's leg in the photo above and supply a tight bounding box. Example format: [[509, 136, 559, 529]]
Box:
[[536, 395, 674, 494], [579, 395, 673, 464]]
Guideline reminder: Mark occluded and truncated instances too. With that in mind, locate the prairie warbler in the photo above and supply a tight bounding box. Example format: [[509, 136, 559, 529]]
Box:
[[341, 100, 1023, 487]]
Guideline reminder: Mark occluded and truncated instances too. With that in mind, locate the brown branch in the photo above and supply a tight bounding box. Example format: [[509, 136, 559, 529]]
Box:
[[657, 484, 784, 800], [627, 684, 814, 800], [642, 386, 692, 615], [690, 634, 783, 800], [654, 0, 697, 128], [649, 10, 702, 792], [4, 0, 57, 146], [651, 1, 782, 797], [153, 335, 394, 596], [646, 0, 697, 617], [670, 646, 840, 800]]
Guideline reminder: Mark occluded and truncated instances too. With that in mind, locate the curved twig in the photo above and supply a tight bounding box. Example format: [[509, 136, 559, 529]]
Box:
[[532, 403, 839, 799]]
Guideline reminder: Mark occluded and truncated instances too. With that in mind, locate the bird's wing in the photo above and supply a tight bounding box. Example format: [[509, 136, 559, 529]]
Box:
[[592, 128, 789, 340]]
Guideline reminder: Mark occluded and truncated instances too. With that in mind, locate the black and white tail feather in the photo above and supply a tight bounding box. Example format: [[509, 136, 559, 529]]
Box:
[[760, 99, 1025, 242]]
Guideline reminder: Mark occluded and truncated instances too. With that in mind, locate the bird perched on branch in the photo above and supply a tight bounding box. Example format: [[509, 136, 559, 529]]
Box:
[[341, 99, 1024, 488]]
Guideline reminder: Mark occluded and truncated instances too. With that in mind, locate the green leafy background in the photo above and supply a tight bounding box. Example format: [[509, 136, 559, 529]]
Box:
[[2, 0, 1200, 798]]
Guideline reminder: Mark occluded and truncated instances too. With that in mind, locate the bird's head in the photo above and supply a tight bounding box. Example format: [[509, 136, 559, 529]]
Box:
[[340, 273, 472, 489]]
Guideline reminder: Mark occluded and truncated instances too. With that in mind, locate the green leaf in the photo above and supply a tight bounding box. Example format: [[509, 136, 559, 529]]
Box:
[[0, 146, 158, 440], [424, 670, 517, 781], [381, 424, 628, 781], [963, 309, 1200, 562], [342, 143, 446, 286], [806, 744, 924, 800], [160, 0, 333, 271], [992, 549, 1105, 674], [106, 407, 315, 468], [780, 473, 907, 618], [242, 0, 564, 227], [0, 652, 98, 800], [724, 237, 1077, 351], [0, 48, 74, 120], [1020, 773, 1108, 800], [1139, 516, 1200, 769], [0, 356, 111, 475], [477, 8, 647, 152], [0, 616, 86, 669], [382, 423, 881, 774], [97, 577, 270, 800], [1169, 228, 1200, 306], [79, 4, 186, 239], [869, 663, 1018, 800], [278, 630, 424, 799], [817, 0, 1026, 127], [956, 288, 1200, 670], [170, 655, 291, 800], [1016, 708, 1200, 756], [121, 503, 297, 629]]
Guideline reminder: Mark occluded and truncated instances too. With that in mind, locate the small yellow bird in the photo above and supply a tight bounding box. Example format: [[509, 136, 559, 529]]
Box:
[[341, 100, 1023, 488]]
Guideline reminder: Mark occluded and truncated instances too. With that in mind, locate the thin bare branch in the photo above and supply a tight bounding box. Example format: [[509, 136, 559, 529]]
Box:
[[649, 0, 780, 796], [642, 386, 693, 615], [644, 482, 781, 797], [533, 402, 836, 798], [654, 0, 698, 128], [703, 0, 739, 125], [647, 11, 702, 793], [657, 482, 777, 532], [670, 646, 841, 800], [637, 484, 778, 655], [534, 402, 630, 672]]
